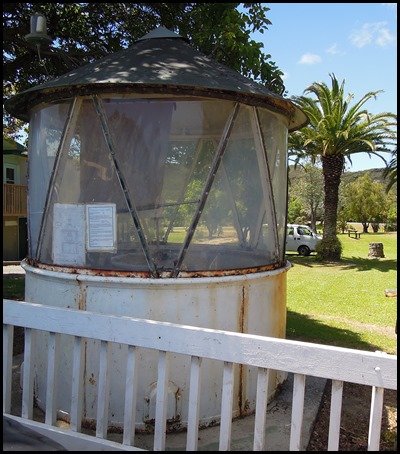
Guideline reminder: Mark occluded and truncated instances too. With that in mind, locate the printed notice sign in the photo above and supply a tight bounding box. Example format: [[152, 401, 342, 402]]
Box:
[[53, 204, 85, 265], [86, 204, 116, 252]]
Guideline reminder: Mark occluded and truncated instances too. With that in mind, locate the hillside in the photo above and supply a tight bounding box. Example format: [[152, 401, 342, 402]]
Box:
[[288, 165, 396, 190]]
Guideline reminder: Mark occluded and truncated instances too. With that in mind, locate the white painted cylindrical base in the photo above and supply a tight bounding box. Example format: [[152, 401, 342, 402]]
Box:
[[23, 262, 289, 430]]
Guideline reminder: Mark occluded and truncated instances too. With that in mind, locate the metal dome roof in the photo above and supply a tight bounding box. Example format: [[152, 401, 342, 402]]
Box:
[[5, 27, 308, 131]]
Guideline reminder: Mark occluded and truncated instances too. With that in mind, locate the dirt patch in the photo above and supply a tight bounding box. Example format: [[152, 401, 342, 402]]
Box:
[[306, 314, 397, 451], [308, 381, 397, 451], [311, 313, 397, 341]]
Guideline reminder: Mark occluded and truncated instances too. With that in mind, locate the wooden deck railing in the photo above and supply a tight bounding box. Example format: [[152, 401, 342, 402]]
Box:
[[3, 299, 397, 451], [3, 183, 27, 216]]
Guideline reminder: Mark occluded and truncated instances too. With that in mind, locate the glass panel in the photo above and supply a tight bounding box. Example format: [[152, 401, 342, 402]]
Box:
[[39, 99, 144, 269], [258, 108, 289, 262], [32, 97, 289, 273], [28, 103, 71, 258], [183, 105, 279, 271], [103, 98, 234, 272]]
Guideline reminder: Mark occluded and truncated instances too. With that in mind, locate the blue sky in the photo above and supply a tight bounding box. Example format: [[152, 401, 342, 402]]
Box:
[[249, 3, 397, 172]]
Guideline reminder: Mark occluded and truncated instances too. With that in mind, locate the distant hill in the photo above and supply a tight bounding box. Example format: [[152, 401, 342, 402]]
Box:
[[341, 168, 389, 187], [288, 166, 395, 190]]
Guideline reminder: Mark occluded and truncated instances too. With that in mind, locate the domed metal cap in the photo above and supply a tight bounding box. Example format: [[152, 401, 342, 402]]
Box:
[[5, 26, 308, 131]]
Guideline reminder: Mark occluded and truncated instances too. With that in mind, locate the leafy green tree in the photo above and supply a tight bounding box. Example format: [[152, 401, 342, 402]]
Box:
[[3, 3, 284, 139], [287, 196, 305, 224], [344, 173, 388, 233], [384, 197, 397, 231], [336, 208, 349, 234], [288, 163, 324, 231], [289, 74, 397, 260]]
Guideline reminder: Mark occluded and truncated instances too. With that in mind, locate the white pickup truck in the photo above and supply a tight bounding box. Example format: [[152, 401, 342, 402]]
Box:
[[286, 224, 322, 256]]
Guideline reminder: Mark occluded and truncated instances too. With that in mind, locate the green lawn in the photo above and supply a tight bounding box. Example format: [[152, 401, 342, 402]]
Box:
[[286, 231, 397, 354], [3, 232, 397, 355], [3, 276, 25, 300]]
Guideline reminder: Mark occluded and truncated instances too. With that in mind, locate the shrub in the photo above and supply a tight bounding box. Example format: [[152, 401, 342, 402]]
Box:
[[316, 235, 342, 261]]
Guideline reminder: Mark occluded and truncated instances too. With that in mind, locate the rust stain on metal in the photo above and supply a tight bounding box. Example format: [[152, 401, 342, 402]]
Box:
[[77, 281, 87, 311], [237, 283, 249, 416], [239, 284, 249, 333], [28, 260, 284, 279]]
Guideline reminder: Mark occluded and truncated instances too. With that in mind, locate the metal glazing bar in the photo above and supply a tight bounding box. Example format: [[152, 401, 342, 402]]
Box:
[[138, 200, 199, 211], [163, 140, 205, 244], [172, 103, 240, 277], [250, 107, 279, 256], [92, 95, 159, 278], [218, 154, 247, 247], [36, 97, 82, 260]]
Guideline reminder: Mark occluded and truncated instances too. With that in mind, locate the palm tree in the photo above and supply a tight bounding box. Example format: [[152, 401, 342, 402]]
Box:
[[289, 73, 397, 260], [383, 149, 397, 193]]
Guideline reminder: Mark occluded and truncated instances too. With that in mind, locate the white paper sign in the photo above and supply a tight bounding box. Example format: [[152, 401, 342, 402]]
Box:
[[53, 204, 85, 265], [86, 204, 116, 252]]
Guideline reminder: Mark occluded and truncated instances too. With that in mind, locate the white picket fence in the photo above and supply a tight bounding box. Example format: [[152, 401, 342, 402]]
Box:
[[3, 299, 397, 451]]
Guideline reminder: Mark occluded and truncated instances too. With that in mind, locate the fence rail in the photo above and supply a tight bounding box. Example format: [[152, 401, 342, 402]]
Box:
[[3, 299, 397, 451]]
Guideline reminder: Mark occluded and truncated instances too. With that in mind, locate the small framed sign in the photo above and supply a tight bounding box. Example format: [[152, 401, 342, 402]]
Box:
[[86, 203, 116, 252]]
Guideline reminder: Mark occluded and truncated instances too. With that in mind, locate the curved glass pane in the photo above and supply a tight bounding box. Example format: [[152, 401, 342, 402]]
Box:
[[30, 97, 289, 274], [28, 102, 71, 258], [258, 109, 289, 261]]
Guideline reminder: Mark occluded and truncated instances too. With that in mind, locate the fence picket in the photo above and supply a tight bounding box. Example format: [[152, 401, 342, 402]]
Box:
[[96, 340, 111, 439], [123, 345, 139, 446], [22, 328, 35, 420], [253, 367, 270, 451], [3, 324, 14, 413], [154, 351, 170, 451], [3, 299, 397, 451], [289, 373, 306, 451], [45, 332, 60, 425], [368, 386, 385, 451], [327, 379, 343, 451], [219, 361, 235, 450], [70, 336, 85, 432], [186, 356, 202, 451]]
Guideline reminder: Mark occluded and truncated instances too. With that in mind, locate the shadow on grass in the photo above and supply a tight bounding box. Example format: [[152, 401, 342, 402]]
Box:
[[338, 257, 397, 272], [286, 310, 388, 353], [3, 276, 25, 300], [286, 255, 397, 273], [4, 275, 393, 354]]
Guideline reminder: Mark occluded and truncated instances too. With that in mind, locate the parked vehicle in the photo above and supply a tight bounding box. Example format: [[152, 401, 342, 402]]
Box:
[[286, 224, 322, 256]]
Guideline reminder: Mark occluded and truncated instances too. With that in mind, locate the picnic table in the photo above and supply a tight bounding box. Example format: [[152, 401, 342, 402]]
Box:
[[347, 229, 362, 239]]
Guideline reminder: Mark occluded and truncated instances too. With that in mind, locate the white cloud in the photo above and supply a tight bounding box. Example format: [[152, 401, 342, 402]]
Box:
[[298, 53, 321, 64], [325, 43, 345, 55], [376, 27, 396, 46], [349, 22, 396, 48]]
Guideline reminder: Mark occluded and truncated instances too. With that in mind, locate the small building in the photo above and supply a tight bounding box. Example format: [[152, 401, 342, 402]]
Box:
[[5, 26, 307, 430], [3, 137, 28, 262]]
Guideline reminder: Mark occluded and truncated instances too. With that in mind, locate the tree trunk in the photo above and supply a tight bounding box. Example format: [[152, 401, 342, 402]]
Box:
[[320, 154, 344, 260], [371, 222, 379, 233]]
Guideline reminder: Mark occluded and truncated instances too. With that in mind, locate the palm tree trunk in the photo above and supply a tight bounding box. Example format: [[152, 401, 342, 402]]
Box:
[[320, 154, 344, 259]]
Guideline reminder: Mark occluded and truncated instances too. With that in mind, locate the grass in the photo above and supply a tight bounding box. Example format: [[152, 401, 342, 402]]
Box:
[[286, 231, 397, 354], [3, 231, 397, 355], [3, 275, 25, 300]]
